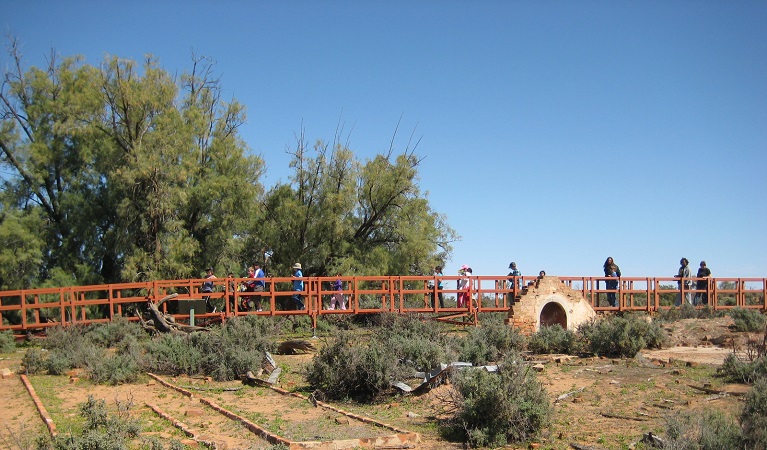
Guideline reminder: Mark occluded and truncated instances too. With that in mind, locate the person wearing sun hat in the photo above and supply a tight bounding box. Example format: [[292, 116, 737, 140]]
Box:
[[291, 263, 305, 310]]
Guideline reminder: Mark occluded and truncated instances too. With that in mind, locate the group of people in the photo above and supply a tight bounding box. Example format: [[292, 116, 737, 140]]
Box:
[[675, 258, 713, 306], [201, 262, 350, 312], [601, 256, 713, 307]]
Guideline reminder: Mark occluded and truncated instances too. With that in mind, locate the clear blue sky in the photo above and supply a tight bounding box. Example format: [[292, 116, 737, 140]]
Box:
[[4, 1, 766, 279]]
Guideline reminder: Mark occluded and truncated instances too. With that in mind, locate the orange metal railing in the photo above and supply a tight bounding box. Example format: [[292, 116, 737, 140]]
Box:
[[1, 276, 765, 334]]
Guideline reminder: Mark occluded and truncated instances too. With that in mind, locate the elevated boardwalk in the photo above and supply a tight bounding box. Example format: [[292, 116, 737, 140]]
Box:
[[1, 275, 765, 334]]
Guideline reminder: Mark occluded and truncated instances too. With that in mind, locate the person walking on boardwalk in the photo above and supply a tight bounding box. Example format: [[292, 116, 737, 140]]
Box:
[[603, 257, 621, 307], [292, 263, 305, 310]]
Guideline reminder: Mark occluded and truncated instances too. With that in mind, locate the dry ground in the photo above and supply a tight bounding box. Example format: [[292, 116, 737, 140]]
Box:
[[0, 316, 761, 450]]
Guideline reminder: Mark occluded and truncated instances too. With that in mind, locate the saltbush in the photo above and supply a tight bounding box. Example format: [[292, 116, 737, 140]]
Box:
[[84, 317, 147, 348], [306, 331, 406, 401], [446, 351, 551, 447], [720, 353, 767, 384], [22, 347, 48, 375], [457, 315, 525, 365], [741, 377, 767, 448], [578, 314, 666, 358], [374, 315, 455, 372], [37, 395, 144, 450], [0, 330, 15, 353], [663, 409, 743, 450], [728, 308, 766, 333], [527, 324, 582, 355]]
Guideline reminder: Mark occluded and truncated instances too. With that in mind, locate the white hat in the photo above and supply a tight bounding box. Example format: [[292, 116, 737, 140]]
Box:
[[292, 263, 302, 270]]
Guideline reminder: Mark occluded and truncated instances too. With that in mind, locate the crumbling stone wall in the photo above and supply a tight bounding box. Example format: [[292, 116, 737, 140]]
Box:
[[507, 276, 596, 335]]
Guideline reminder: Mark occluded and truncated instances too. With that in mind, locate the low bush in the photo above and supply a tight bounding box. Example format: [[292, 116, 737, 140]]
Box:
[[663, 409, 743, 449], [375, 315, 455, 372], [0, 330, 15, 353], [444, 350, 551, 447], [578, 314, 666, 358], [728, 308, 766, 333], [457, 315, 525, 365], [88, 352, 141, 385], [22, 347, 48, 375], [719, 353, 767, 384], [527, 324, 582, 355], [35, 395, 157, 450], [306, 331, 406, 401], [741, 377, 767, 448], [83, 316, 147, 348]]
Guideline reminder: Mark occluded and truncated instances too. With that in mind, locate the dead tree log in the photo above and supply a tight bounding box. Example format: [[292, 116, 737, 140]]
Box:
[[145, 294, 209, 334]]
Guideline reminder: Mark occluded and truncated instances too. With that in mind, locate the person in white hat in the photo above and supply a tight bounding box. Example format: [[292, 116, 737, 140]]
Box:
[[291, 263, 305, 310]]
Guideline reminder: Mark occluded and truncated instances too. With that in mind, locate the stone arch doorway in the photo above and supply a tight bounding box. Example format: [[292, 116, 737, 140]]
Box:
[[539, 302, 567, 329]]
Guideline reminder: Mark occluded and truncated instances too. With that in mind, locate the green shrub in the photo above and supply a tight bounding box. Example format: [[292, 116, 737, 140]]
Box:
[[0, 330, 15, 353], [22, 347, 48, 374], [374, 315, 455, 372], [446, 351, 551, 447], [663, 409, 743, 449], [38, 395, 142, 450], [728, 308, 766, 333], [578, 314, 666, 358], [88, 353, 141, 385], [306, 331, 406, 401], [457, 315, 525, 365], [741, 377, 767, 449], [527, 325, 582, 355], [720, 354, 767, 384], [84, 317, 147, 348]]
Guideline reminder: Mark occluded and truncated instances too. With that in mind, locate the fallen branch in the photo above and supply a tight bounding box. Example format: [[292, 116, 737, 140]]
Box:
[[555, 387, 586, 403], [687, 384, 745, 397], [599, 412, 648, 422], [570, 443, 608, 450]]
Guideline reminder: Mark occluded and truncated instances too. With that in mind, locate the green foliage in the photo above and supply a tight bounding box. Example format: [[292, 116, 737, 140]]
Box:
[[306, 331, 406, 401], [88, 353, 140, 385], [83, 317, 148, 348], [446, 351, 551, 447], [1, 41, 453, 287], [374, 314, 455, 372], [663, 409, 743, 450], [22, 348, 48, 375], [719, 354, 767, 384], [527, 324, 582, 355], [35, 396, 143, 450], [578, 314, 666, 358], [728, 308, 766, 332], [142, 316, 273, 381], [741, 377, 767, 448], [0, 209, 45, 290], [258, 139, 456, 277], [457, 314, 525, 365], [0, 330, 15, 353]]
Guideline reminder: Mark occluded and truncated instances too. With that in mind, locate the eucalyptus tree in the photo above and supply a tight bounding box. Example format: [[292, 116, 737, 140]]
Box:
[[97, 54, 263, 281], [0, 41, 263, 286], [259, 130, 457, 277]]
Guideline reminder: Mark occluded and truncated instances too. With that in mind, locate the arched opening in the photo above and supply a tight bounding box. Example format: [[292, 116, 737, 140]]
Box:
[[539, 302, 567, 329]]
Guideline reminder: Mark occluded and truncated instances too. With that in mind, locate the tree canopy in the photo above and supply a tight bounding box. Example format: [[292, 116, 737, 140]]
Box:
[[0, 41, 456, 289]]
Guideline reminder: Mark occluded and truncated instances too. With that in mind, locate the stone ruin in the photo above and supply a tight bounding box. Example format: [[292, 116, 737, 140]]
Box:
[[507, 276, 596, 334]]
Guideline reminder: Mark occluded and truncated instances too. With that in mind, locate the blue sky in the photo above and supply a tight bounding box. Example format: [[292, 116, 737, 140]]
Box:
[[4, 1, 766, 279]]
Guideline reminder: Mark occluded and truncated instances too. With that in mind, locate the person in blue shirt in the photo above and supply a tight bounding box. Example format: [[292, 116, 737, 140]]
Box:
[[253, 262, 266, 312], [292, 263, 305, 310], [202, 267, 217, 312]]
